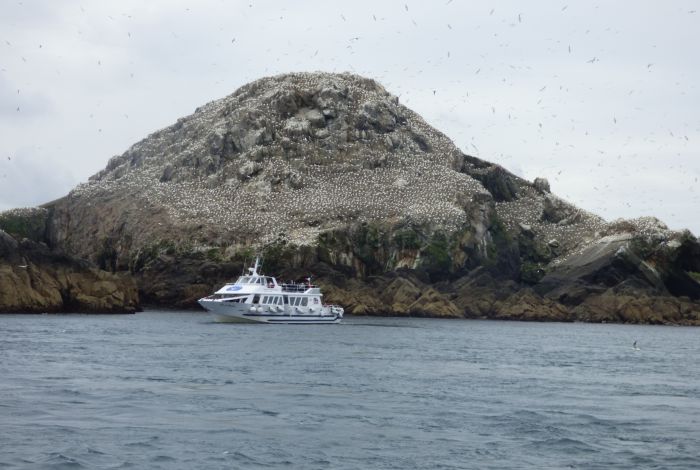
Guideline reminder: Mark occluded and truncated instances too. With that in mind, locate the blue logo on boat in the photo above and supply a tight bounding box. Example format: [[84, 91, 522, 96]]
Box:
[[226, 285, 242, 291]]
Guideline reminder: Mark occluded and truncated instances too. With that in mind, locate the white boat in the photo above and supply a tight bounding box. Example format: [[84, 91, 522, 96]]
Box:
[[198, 258, 344, 324]]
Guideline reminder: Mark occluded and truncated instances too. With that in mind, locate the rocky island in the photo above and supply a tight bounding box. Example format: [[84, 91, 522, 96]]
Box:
[[2, 72, 699, 323]]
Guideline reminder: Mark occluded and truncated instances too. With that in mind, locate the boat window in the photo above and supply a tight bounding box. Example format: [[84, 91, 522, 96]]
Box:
[[301, 297, 308, 307], [238, 276, 250, 284], [253, 295, 260, 304], [283, 295, 288, 305]]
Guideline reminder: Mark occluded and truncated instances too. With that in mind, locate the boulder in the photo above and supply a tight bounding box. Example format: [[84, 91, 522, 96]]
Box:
[[407, 287, 461, 318], [358, 100, 397, 133], [533, 177, 550, 193]]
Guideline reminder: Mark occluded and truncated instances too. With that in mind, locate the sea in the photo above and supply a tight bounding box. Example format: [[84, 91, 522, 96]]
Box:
[[1, 311, 699, 469]]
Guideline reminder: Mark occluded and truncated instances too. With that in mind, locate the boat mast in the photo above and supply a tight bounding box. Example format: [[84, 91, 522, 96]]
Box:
[[250, 256, 260, 276]]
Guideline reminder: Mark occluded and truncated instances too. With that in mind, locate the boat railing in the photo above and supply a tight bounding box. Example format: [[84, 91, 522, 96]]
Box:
[[280, 283, 317, 293]]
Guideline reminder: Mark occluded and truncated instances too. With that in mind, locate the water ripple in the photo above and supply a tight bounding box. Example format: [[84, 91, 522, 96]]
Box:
[[1, 311, 699, 469]]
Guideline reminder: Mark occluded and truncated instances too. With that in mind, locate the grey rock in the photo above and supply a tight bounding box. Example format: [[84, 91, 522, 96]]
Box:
[[358, 100, 397, 133], [160, 164, 175, 182], [0, 229, 19, 257], [533, 177, 550, 193], [314, 129, 330, 140], [284, 117, 311, 136], [237, 160, 262, 180], [542, 194, 575, 223], [305, 108, 326, 128]]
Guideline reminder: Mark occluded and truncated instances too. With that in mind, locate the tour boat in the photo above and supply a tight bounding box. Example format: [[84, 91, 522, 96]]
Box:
[[198, 258, 344, 324]]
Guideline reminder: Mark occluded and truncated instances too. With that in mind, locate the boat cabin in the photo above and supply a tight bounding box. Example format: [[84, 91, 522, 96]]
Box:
[[234, 275, 278, 288]]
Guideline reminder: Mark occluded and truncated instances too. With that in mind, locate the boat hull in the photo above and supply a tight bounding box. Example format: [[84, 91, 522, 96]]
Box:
[[199, 299, 342, 324]]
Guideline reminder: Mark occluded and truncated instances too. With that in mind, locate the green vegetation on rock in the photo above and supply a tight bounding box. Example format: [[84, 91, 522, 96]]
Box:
[[420, 232, 451, 279], [0, 208, 48, 243]]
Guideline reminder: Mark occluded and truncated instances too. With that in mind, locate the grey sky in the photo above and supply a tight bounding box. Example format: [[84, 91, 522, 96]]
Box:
[[1, 0, 698, 234]]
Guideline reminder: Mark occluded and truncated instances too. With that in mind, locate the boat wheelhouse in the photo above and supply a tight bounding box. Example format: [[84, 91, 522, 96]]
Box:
[[198, 258, 343, 324]]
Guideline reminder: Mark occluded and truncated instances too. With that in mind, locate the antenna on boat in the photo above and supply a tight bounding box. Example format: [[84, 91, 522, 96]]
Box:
[[248, 255, 263, 276]]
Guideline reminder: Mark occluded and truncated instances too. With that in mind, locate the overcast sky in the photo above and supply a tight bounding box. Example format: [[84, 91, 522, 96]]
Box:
[[1, 0, 698, 234]]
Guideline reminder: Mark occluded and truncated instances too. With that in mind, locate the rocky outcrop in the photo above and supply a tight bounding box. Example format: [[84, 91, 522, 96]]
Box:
[[26, 71, 700, 324], [0, 217, 139, 313]]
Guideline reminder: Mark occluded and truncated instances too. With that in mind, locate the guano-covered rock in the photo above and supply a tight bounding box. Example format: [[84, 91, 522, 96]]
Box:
[[26, 72, 700, 324]]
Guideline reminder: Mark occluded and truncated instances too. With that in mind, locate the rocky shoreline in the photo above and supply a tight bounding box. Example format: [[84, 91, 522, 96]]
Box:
[[2, 72, 699, 322], [0, 210, 138, 314]]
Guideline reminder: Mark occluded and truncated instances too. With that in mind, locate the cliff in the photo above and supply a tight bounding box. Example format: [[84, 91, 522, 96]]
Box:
[[27, 72, 700, 323], [0, 209, 139, 313]]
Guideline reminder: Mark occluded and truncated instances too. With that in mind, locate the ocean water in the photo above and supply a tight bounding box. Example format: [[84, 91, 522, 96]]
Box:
[[1, 311, 699, 469]]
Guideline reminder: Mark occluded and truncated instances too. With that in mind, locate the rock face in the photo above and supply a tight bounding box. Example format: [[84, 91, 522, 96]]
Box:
[[0, 211, 139, 313], [33, 72, 700, 324]]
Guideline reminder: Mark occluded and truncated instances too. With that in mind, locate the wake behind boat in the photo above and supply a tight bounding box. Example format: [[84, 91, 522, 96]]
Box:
[[198, 258, 343, 324]]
